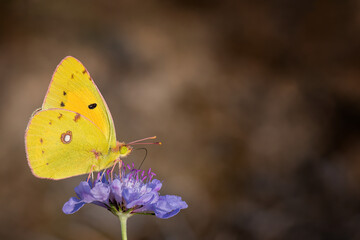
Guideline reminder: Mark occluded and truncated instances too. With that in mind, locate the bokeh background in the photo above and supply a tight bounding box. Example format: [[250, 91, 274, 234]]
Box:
[[1, 0, 360, 239]]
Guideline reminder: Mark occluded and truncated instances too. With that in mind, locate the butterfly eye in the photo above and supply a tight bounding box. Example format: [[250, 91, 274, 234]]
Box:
[[88, 103, 97, 109]]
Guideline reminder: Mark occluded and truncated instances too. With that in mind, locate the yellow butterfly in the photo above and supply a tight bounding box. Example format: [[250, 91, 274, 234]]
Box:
[[25, 56, 157, 180]]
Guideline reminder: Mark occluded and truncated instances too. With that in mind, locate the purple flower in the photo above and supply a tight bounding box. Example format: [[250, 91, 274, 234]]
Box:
[[63, 163, 188, 219]]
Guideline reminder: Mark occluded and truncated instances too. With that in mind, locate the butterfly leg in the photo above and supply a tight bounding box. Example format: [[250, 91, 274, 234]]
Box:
[[110, 162, 116, 181], [86, 164, 96, 182], [99, 168, 108, 180], [110, 158, 123, 180], [118, 159, 123, 178]]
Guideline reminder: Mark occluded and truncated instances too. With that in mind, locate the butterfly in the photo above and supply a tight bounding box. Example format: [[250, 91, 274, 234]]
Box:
[[25, 56, 158, 180]]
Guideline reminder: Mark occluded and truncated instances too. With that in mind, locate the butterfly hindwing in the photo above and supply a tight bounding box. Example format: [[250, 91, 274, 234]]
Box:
[[42, 56, 117, 146], [25, 109, 113, 179]]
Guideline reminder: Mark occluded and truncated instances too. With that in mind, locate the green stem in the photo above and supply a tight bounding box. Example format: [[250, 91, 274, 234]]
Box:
[[118, 212, 131, 240]]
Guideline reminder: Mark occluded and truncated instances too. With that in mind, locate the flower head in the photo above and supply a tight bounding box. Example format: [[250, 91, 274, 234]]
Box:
[[63, 163, 188, 219]]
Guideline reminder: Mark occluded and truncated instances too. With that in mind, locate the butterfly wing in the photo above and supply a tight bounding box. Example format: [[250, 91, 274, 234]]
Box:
[[25, 109, 116, 180], [42, 56, 117, 147]]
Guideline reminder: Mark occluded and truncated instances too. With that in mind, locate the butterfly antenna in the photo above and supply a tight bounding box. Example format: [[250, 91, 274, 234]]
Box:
[[128, 136, 162, 146], [134, 147, 148, 169]]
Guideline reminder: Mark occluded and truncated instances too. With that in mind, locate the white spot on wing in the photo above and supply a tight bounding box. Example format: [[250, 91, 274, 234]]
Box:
[[61, 130, 72, 144], [64, 134, 71, 142]]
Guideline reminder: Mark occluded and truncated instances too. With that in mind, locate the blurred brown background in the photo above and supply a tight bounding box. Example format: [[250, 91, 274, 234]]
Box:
[[1, 0, 360, 239]]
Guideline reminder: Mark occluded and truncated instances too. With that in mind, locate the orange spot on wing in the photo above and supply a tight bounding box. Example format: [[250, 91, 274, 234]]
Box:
[[40, 138, 43, 144], [74, 113, 80, 122], [91, 150, 102, 160], [82, 69, 87, 74], [58, 113, 63, 119]]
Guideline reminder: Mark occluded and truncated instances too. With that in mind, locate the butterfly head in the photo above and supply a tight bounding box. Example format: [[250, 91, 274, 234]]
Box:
[[117, 142, 133, 158]]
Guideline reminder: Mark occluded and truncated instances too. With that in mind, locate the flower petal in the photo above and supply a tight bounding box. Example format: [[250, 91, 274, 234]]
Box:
[[126, 191, 159, 209], [122, 180, 161, 208], [110, 179, 123, 203], [148, 179, 162, 192], [153, 195, 188, 219], [91, 182, 110, 202], [62, 197, 85, 214], [75, 182, 95, 203]]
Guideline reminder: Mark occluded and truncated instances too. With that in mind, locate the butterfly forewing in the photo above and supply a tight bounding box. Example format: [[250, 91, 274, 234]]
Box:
[[42, 56, 117, 146]]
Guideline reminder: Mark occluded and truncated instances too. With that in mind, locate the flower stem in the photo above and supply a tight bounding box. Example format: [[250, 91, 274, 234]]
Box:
[[118, 212, 131, 240]]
